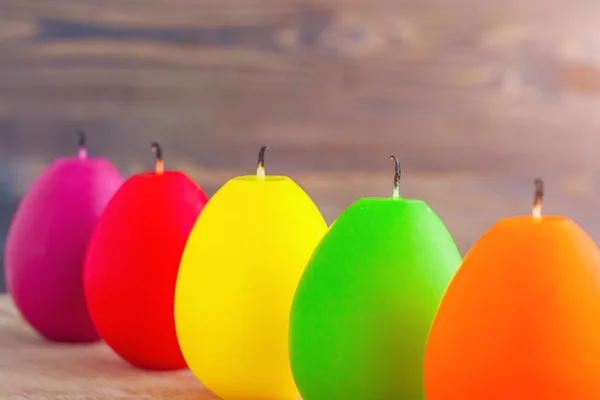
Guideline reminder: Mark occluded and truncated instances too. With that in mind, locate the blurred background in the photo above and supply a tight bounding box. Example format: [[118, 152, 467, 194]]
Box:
[[2, 0, 600, 291]]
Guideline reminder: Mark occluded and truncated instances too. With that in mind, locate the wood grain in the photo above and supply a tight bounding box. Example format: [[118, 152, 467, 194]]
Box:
[[0, 295, 221, 399], [3, 0, 600, 293]]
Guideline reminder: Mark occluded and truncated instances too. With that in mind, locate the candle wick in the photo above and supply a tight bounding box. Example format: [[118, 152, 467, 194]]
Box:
[[76, 129, 87, 160], [151, 142, 164, 176], [257, 145, 268, 180], [390, 155, 401, 198], [533, 177, 543, 220]]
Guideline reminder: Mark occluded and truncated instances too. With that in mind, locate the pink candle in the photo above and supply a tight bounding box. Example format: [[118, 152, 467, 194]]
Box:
[[4, 130, 123, 342]]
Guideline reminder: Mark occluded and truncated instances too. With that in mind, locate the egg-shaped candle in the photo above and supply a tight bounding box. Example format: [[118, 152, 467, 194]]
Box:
[[4, 131, 123, 342], [289, 156, 461, 400], [425, 179, 600, 400], [84, 142, 208, 370], [175, 146, 327, 400]]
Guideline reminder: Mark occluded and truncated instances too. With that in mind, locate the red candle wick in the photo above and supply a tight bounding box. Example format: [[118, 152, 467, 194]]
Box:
[[156, 159, 164, 175], [151, 142, 164, 176]]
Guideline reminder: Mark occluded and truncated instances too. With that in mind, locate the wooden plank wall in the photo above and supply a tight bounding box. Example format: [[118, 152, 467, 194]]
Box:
[[2, 0, 600, 290]]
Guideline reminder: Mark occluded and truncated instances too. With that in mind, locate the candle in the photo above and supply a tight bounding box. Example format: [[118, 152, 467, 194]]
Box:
[[289, 156, 461, 400], [424, 179, 600, 399], [84, 142, 208, 370], [4, 130, 123, 342], [175, 146, 327, 400]]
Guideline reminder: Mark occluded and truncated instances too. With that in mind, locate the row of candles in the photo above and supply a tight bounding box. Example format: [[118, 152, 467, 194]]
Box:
[[4, 131, 600, 400]]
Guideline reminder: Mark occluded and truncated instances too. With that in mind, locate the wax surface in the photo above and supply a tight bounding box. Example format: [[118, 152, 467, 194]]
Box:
[[84, 171, 207, 370], [4, 157, 123, 342], [289, 197, 461, 400], [175, 175, 327, 400], [425, 215, 600, 399]]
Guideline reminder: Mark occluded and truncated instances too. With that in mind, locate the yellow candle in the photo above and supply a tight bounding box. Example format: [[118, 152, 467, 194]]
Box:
[[174, 146, 327, 400]]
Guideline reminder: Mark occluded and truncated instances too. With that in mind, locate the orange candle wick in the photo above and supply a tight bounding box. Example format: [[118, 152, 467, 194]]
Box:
[[532, 177, 543, 220]]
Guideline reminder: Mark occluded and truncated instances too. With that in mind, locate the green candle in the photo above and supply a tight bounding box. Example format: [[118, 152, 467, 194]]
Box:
[[289, 156, 462, 400]]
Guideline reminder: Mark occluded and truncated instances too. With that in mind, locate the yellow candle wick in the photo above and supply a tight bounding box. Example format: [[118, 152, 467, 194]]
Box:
[[256, 145, 268, 182], [257, 163, 265, 181]]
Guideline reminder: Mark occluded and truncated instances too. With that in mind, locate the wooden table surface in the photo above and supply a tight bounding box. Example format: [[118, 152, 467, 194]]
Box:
[[0, 295, 223, 399]]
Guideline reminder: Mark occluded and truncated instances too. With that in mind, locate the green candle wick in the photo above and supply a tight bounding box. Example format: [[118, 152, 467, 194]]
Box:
[[533, 177, 543, 219], [257, 145, 268, 180], [390, 155, 401, 198]]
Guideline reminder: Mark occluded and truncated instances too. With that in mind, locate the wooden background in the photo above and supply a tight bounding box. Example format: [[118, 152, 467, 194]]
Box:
[[3, 0, 600, 291]]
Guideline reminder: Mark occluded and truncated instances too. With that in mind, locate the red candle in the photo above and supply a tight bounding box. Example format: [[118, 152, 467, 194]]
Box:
[[84, 142, 208, 370]]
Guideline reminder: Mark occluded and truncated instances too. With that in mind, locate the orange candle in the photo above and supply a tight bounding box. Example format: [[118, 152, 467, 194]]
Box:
[[425, 178, 600, 400]]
